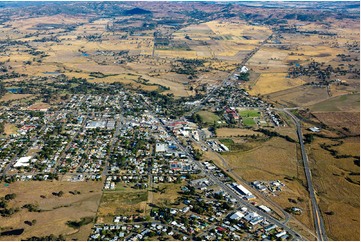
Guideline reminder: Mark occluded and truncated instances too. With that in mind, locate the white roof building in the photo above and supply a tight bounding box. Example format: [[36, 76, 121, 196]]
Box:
[[14, 156, 32, 167], [258, 205, 271, 213], [230, 211, 245, 221], [240, 66, 249, 73], [155, 143, 166, 152]]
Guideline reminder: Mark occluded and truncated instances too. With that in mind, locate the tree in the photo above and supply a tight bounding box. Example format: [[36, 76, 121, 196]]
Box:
[[4, 193, 16, 200]]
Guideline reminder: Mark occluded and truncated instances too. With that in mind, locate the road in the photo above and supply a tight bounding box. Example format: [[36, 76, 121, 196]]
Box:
[[278, 108, 328, 241], [151, 115, 304, 241], [185, 34, 273, 117], [1, 112, 60, 178], [196, 137, 318, 239], [102, 113, 123, 176], [200, 140, 291, 223]]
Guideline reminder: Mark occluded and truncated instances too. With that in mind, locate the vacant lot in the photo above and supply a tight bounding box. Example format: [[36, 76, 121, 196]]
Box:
[[216, 128, 260, 137], [312, 112, 360, 135], [3, 123, 18, 136], [150, 183, 183, 208], [307, 137, 359, 241], [221, 137, 313, 229], [248, 73, 305, 96], [196, 111, 220, 125], [0, 181, 103, 241], [97, 186, 148, 223]]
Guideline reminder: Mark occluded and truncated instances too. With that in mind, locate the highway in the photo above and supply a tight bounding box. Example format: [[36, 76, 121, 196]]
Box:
[[279, 108, 328, 241], [185, 34, 273, 117], [200, 140, 291, 223], [151, 114, 304, 241], [139, 88, 305, 240], [195, 137, 318, 240]]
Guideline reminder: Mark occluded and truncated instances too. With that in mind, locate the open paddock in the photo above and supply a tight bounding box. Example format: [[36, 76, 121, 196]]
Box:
[[216, 128, 261, 137], [312, 111, 360, 135], [308, 137, 359, 241], [0, 181, 103, 240], [248, 73, 305, 95]]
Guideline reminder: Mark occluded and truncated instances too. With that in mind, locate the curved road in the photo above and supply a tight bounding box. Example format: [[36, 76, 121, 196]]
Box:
[[279, 108, 328, 241], [201, 140, 318, 240]]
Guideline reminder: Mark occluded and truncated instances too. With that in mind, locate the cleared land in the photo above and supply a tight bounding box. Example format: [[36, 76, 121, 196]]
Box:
[[196, 111, 220, 125], [309, 94, 360, 112], [307, 137, 359, 241], [97, 186, 148, 224], [216, 128, 261, 137], [221, 137, 313, 230], [0, 181, 103, 241], [248, 73, 305, 96]]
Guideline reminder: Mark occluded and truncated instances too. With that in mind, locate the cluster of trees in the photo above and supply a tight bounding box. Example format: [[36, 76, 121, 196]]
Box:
[[0, 193, 19, 217], [22, 203, 41, 212], [0, 71, 25, 81], [238, 72, 250, 82], [0, 121, 4, 134], [66, 216, 94, 229], [288, 61, 359, 82], [25, 234, 66, 241], [171, 58, 206, 78], [256, 128, 296, 143]]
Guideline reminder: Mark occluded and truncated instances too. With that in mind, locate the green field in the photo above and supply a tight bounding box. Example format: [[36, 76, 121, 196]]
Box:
[[196, 111, 220, 125], [238, 109, 261, 118], [242, 118, 256, 126], [102, 190, 148, 205], [309, 93, 360, 112]]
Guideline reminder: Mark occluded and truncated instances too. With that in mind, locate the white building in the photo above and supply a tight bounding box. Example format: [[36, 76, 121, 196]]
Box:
[[155, 143, 166, 153], [230, 211, 245, 221], [14, 156, 32, 167], [240, 66, 249, 73]]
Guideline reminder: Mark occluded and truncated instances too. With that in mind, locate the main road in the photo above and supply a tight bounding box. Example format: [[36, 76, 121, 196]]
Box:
[[144, 110, 305, 240], [185, 34, 273, 117], [278, 108, 328, 241]]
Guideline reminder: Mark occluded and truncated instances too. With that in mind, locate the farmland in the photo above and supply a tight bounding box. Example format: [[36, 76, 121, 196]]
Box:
[[196, 111, 220, 125], [221, 137, 314, 231], [307, 136, 360, 241], [0, 181, 103, 241], [0, 1, 359, 241], [97, 187, 148, 224]]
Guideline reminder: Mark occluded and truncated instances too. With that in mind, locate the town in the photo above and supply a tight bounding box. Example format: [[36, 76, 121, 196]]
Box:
[[0, 82, 296, 240]]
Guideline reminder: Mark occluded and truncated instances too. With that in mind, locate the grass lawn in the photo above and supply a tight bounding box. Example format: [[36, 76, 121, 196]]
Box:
[[242, 117, 256, 126], [196, 111, 220, 125], [238, 109, 260, 118], [97, 187, 148, 221]]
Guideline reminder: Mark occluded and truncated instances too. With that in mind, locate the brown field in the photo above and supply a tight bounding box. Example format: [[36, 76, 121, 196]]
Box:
[[97, 186, 148, 224], [216, 128, 261, 137], [0, 94, 33, 102], [4, 123, 18, 136], [221, 137, 314, 230], [309, 94, 360, 112], [267, 86, 332, 108], [307, 137, 360, 241], [27, 102, 51, 110], [248, 73, 305, 95], [0, 181, 103, 241], [150, 183, 184, 208], [332, 137, 360, 157], [312, 112, 360, 135]]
